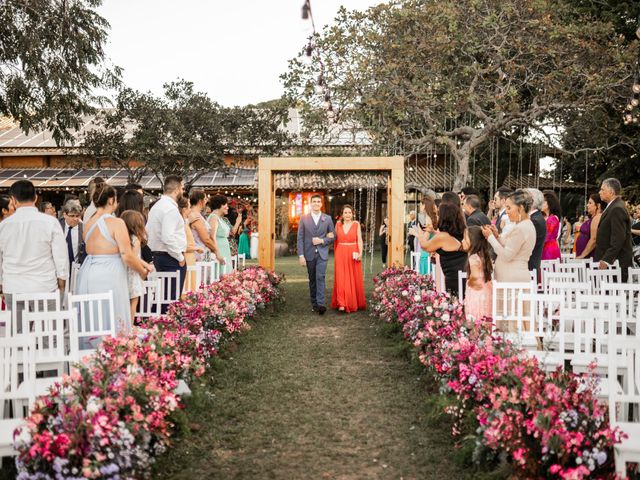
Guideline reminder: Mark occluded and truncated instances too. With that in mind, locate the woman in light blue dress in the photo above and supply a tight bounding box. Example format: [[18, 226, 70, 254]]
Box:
[[77, 184, 151, 338], [207, 195, 233, 274]]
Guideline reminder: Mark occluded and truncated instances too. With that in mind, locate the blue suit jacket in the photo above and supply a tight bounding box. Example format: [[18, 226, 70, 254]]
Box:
[[297, 213, 336, 261]]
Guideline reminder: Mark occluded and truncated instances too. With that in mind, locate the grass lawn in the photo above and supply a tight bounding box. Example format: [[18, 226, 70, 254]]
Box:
[[152, 255, 482, 480]]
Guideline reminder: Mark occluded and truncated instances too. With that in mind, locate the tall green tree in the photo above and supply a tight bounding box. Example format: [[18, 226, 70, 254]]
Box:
[[283, 0, 637, 191], [0, 0, 120, 144], [82, 80, 291, 185]]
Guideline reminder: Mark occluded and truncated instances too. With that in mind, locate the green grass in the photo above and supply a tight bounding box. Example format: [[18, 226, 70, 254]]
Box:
[[152, 255, 481, 480]]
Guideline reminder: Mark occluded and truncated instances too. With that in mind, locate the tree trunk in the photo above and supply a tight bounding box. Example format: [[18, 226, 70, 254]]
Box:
[[452, 151, 470, 192]]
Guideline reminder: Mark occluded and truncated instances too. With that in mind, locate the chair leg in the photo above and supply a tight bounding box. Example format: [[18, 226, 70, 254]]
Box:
[[614, 451, 625, 477]]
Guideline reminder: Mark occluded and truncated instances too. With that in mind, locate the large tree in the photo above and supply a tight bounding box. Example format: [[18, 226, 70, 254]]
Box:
[[0, 0, 120, 144], [283, 0, 637, 191], [82, 80, 291, 185]]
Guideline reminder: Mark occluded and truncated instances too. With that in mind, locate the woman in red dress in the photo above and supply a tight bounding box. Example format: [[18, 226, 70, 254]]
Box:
[[331, 205, 366, 313]]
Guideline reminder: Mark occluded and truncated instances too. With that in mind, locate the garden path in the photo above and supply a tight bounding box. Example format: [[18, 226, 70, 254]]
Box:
[[153, 256, 474, 479]]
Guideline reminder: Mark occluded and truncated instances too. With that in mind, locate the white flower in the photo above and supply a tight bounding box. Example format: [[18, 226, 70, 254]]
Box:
[[86, 396, 102, 414], [401, 290, 408, 297]]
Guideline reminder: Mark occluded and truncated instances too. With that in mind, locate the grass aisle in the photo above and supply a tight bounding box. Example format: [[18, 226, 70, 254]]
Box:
[[153, 256, 475, 480]]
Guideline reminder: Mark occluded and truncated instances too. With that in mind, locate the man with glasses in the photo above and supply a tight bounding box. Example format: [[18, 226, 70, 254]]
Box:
[[60, 199, 87, 266]]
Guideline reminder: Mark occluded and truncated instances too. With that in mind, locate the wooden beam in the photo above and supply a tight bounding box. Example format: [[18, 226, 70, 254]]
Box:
[[257, 166, 274, 271], [389, 166, 405, 266], [260, 156, 404, 171]]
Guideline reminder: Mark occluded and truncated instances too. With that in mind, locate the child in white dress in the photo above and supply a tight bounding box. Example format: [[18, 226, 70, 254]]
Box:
[[121, 210, 154, 323]]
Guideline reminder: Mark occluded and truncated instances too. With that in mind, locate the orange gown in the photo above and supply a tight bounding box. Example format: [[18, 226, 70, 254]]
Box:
[[331, 221, 366, 312]]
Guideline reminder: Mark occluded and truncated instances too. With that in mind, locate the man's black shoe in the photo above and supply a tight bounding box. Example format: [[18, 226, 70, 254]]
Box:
[[312, 305, 319, 313], [318, 306, 327, 315]]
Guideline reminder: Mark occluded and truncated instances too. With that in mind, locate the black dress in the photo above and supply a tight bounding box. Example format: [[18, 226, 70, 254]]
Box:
[[437, 234, 467, 297]]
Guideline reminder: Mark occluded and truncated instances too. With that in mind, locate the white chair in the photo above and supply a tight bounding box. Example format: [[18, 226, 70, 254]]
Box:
[[230, 255, 238, 272], [23, 309, 79, 380], [237, 253, 246, 268], [541, 271, 576, 295], [555, 262, 588, 284], [9, 291, 61, 336], [601, 283, 639, 334], [628, 267, 640, 284], [457, 271, 467, 302], [608, 336, 640, 477], [521, 292, 568, 372], [0, 311, 10, 338], [587, 267, 622, 295], [539, 259, 558, 279], [195, 260, 220, 286], [492, 282, 536, 347], [547, 281, 592, 310], [560, 253, 575, 262], [135, 279, 161, 320], [149, 271, 181, 313], [0, 336, 36, 462], [68, 292, 116, 355], [184, 265, 201, 293]]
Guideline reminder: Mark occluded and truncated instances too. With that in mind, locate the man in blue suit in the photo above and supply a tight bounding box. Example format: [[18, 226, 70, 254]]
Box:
[[297, 194, 336, 315]]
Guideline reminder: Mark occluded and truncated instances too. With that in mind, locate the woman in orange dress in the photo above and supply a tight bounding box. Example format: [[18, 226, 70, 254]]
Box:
[[331, 205, 366, 313]]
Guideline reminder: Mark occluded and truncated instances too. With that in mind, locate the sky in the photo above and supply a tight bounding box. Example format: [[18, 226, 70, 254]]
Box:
[[97, 0, 381, 107]]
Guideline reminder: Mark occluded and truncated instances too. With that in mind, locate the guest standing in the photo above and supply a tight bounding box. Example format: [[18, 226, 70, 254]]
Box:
[[406, 210, 417, 257], [493, 187, 513, 235], [483, 190, 536, 282], [77, 184, 149, 333], [631, 205, 640, 263], [238, 225, 251, 259], [525, 188, 546, 274], [83, 176, 105, 223], [462, 226, 493, 321], [0, 195, 15, 221], [207, 195, 232, 272], [412, 202, 467, 296], [594, 178, 633, 281], [250, 223, 259, 260], [417, 197, 438, 275], [331, 205, 366, 313], [0, 181, 68, 320], [120, 210, 154, 322], [576, 194, 605, 259], [146, 175, 188, 307], [115, 189, 153, 264], [463, 195, 491, 226], [188, 189, 216, 261], [179, 197, 202, 292], [60, 200, 86, 268], [379, 217, 388, 266], [541, 190, 561, 260]]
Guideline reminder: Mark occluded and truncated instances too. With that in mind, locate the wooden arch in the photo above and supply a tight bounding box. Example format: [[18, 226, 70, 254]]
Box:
[[258, 156, 405, 271]]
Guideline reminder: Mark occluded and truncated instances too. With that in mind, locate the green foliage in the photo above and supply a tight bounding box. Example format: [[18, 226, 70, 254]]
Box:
[[0, 0, 121, 144], [82, 80, 291, 184], [283, 0, 637, 190]]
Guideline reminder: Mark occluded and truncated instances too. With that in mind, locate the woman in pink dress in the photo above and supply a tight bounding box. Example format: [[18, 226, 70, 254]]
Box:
[[462, 226, 493, 321], [541, 190, 561, 260]]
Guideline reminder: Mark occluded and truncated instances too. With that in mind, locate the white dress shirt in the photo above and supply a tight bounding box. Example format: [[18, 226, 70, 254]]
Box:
[[62, 221, 81, 261], [311, 211, 321, 226], [146, 195, 187, 262], [0, 206, 69, 293]]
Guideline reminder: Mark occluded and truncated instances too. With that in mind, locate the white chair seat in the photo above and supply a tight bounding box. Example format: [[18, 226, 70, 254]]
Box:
[[174, 379, 191, 397], [595, 378, 623, 400], [0, 418, 24, 455], [616, 422, 640, 453], [528, 350, 564, 370], [571, 353, 608, 372], [16, 377, 61, 397]]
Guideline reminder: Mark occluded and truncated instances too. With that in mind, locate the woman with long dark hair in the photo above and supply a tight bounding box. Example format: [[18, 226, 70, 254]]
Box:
[[462, 226, 493, 320], [576, 193, 606, 259], [0, 195, 15, 221], [541, 190, 561, 260], [412, 202, 467, 296], [331, 204, 366, 313]]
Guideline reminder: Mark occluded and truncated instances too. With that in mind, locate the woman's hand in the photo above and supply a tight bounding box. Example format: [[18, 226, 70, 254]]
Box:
[[195, 247, 204, 254], [481, 225, 494, 239], [409, 225, 421, 237]]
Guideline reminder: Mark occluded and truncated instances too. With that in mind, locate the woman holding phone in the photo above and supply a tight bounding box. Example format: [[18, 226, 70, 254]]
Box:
[[331, 204, 366, 313]]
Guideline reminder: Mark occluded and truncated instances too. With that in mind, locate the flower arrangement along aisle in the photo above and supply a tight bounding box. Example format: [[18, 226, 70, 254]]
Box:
[[370, 267, 625, 480], [14, 266, 284, 480]]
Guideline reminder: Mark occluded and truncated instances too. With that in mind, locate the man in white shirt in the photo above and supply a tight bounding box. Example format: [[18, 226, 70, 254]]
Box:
[[0, 180, 69, 318], [146, 175, 187, 310]]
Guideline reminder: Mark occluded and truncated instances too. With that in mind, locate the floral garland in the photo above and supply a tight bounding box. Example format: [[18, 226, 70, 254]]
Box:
[[14, 266, 285, 479], [371, 267, 625, 480]]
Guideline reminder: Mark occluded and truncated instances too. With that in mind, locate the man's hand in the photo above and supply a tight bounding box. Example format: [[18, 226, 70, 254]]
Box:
[[326, 232, 334, 239], [312, 237, 324, 246], [599, 261, 608, 270], [299, 256, 306, 266], [179, 260, 186, 267], [57, 279, 66, 291]]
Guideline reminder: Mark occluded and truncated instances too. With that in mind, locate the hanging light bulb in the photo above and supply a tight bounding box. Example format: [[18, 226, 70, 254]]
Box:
[[636, 26, 640, 39], [633, 84, 640, 94], [632, 98, 639, 107], [301, 0, 310, 19]]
